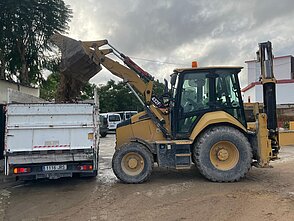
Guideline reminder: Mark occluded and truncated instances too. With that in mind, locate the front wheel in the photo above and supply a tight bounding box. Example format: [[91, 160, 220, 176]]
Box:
[[112, 142, 154, 184], [193, 126, 252, 182]]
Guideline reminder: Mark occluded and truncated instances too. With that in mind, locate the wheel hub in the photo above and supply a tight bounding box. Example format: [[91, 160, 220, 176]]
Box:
[[217, 149, 229, 161], [210, 141, 240, 171], [121, 152, 145, 176], [128, 158, 138, 169]]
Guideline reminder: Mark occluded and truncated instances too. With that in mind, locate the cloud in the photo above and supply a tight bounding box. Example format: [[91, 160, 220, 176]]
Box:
[[64, 0, 294, 87]]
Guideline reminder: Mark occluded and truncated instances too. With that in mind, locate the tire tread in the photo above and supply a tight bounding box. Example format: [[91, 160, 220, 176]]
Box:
[[193, 126, 252, 182], [112, 142, 154, 184]]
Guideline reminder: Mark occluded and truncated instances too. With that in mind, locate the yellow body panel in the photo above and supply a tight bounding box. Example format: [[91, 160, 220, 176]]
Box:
[[189, 111, 247, 141], [155, 140, 192, 145], [116, 110, 247, 149], [116, 111, 166, 149], [256, 113, 272, 167], [279, 131, 294, 146], [290, 121, 294, 130], [247, 122, 256, 131]]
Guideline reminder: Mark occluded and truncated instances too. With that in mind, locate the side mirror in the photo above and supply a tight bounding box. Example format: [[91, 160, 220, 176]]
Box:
[[164, 79, 168, 93], [162, 95, 170, 106], [170, 73, 177, 87]]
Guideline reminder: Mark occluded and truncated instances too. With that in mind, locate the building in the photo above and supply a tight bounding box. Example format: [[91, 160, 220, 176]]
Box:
[[242, 55, 294, 104], [0, 80, 40, 159], [0, 79, 40, 104]]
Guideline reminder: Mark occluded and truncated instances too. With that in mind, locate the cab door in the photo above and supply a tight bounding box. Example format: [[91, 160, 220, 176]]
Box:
[[173, 71, 211, 138]]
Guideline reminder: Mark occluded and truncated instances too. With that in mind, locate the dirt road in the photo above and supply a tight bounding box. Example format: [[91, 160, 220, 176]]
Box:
[[1, 134, 294, 221]]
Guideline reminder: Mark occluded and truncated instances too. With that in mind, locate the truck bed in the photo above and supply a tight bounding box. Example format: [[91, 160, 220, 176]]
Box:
[[4, 103, 99, 179]]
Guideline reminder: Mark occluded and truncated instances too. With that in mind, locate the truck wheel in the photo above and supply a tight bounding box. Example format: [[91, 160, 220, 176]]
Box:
[[100, 132, 107, 138], [193, 126, 252, 182], [112, 142, 153, 184], [79, 170, 98, 178]]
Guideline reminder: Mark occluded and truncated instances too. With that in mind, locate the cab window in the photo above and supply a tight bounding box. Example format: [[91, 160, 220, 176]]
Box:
[[215, 71, 245, 125], [178, 72, 209, 133]]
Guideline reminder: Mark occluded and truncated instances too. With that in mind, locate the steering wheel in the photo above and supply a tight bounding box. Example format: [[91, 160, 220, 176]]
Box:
[[231, 101, 239, 108], [186, 98, 205, 111]]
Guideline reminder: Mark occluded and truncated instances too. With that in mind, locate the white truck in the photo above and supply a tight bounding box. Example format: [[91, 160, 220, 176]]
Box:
[[4, 103, 99, 180]]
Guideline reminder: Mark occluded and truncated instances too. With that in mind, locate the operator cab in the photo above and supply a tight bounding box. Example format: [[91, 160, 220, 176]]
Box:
[[170, 67, 246, 139]]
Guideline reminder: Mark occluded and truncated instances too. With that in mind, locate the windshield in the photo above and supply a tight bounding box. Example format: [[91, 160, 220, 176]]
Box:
[[109, 115, 121, 122]]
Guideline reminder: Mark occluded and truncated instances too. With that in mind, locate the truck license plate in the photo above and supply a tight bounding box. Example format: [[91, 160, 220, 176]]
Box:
[[43, 165, 67, 171]]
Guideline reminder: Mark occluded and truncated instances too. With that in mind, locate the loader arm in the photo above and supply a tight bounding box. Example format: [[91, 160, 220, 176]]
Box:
[[87, 44, 154, 103], [50, 33, 171, 138]]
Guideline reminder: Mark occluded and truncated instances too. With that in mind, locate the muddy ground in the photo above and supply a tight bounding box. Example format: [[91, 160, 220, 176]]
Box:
[[0, 134, 293, 221]]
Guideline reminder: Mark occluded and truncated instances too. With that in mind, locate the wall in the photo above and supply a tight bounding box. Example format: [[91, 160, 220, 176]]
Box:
[[243, 56, 294, 104], [274, 56, 292, 79], [0, 80, 39, 104], [0, 104, 5, 159], [243, 86, 256, 103], [246, 61, 260, 87], [243, 82, 294, 104], [242, 56, 293, 88]]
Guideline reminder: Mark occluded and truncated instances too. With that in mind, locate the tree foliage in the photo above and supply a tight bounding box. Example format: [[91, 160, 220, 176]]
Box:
[[40, 72, 97, 102], [97, 79, 165, 113], [0, 0, 72, 85], [39, 57, 60, 100], [41, 74, 166, 112], [40, 57, 97, 102]]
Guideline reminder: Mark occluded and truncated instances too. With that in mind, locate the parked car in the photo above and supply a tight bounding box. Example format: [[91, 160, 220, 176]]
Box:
[[101, 113, 122, 131], [99, 115, 108, 137], [116, 111, 138, 121]]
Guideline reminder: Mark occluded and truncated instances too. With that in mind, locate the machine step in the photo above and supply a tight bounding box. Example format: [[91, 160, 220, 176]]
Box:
[[175, 153, 191, 157], [176, 164, 191, 169], [175, 151, 191, 168]]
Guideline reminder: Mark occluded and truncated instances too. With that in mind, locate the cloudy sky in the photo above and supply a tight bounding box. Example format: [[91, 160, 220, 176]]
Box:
[[64, 0, 294, 88]]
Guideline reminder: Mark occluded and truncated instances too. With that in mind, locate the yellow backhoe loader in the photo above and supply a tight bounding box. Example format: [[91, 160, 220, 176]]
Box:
[[51, 34, 279, 183]]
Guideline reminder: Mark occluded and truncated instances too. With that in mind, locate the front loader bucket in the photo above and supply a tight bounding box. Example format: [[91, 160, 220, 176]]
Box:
[[50, 33, 102, 83]]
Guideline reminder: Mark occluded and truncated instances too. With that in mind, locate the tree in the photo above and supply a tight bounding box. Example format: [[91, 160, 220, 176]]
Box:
[[97, 79, 166, 113], [40, 72, 98, 101], [0, 0, 72, 85], [40, 72, 98, 102], [39, 57, 60, 100]]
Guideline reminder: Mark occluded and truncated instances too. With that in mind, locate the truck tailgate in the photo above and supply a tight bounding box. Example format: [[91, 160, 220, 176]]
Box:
[[5, 103, 98, 153]]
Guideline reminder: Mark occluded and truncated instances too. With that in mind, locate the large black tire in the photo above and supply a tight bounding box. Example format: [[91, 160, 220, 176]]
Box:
[[79, 170, 98, 178], [112, 142, 154, 184], [193, 126, 252, 182]]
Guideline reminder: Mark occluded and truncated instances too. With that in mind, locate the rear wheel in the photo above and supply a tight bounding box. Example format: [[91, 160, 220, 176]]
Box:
[[193, 126, 252, 182], [79, 170, 98, 178], [112, 142, 153, 183]]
